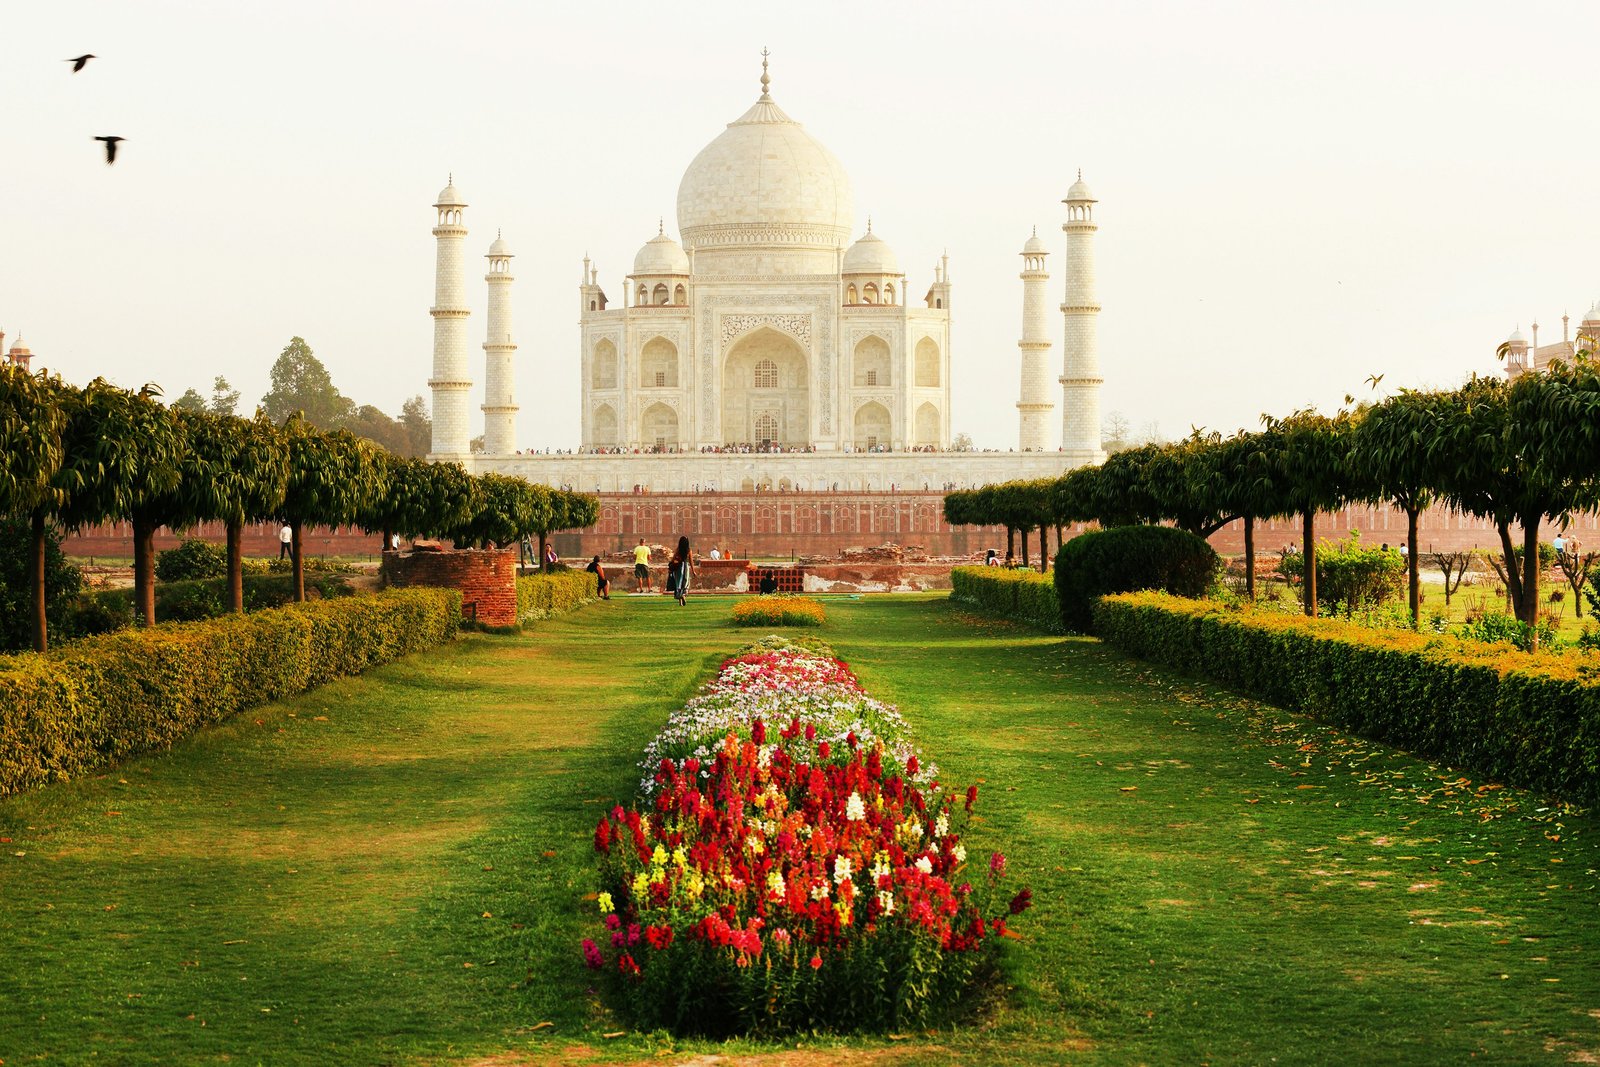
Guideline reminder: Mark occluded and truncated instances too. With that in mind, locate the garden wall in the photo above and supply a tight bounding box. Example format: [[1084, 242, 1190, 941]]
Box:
[[0, 588, 462, 797], [1094, 591, 1600, 804], [382, 548, 516, 627]]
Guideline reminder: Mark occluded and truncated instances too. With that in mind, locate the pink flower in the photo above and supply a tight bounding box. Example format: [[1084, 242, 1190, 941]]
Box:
[[990, 851, 1007, 877], [581, 938, 604, 970]]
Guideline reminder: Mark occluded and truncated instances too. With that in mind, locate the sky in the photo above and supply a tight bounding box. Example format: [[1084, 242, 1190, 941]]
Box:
[[4, 0, 1599, 451]]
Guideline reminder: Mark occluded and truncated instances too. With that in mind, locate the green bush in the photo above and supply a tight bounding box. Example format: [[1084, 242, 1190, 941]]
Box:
[[1093, 591, 1600, 804], [155, 539, 228, 582], [65, 574, 351, 635], [950, 567, 1062, 632], [1281, 535, 1404, 616], [0, 587, 461, 797], [1053, 525, 1218, 634], [516, 570, 599, 623], [0, 516, 83, 652]]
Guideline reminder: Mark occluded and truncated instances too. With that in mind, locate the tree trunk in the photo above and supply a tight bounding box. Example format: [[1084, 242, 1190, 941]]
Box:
[[1038, 526, 1048, 573], [132, 516, 157, 627], [1496, 521, 1525, 620], [1406, 505, 1420, 630], [30, 511, 48, 653], [292, 521, 306, 602], [1243, 515, 1256, 602], [1020, 528, 1030, 568], [227, 520, 245, 614], [1522, 516, 1542, 640], [381, 527, 391, 554], [1301, 510, 1317, 617], [538, 532, 549, 573], [1005, 526, 1015, 561]]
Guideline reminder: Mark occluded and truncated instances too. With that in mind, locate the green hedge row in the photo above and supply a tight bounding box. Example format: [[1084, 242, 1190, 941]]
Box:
[[949, 566, 1063, 632], [516, 570, 599, 622], [0, 588, 461, 797], [1094, 591, 1600, 804]]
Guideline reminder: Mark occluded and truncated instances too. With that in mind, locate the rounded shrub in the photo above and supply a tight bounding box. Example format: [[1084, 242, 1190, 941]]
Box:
[[155, 538, 227, 582], [1053, 524, 1219, 633]]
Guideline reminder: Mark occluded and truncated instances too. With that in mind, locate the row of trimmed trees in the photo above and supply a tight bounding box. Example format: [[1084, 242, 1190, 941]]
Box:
[[945, 356, 1600, 636], [0, 368, 598, 652]]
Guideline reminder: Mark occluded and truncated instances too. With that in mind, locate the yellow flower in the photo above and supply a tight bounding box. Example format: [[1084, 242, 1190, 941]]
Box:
[[651, 844, 668, 867], [631, 873, 649, 901], [672, 846, 688, 867], [597, 891, 614, 914]]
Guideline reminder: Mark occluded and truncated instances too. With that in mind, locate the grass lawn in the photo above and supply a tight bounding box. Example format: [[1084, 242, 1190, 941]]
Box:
[[2, 595, 1598, 1064]]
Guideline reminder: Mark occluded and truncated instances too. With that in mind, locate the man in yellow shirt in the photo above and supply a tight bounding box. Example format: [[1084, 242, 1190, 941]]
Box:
[[632, 539, 653, 594]]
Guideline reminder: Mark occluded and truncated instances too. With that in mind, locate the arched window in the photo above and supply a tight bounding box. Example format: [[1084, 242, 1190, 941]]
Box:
[[884, 283, 895, 305], [674, 284, 686, 305], [589, 300, 597, 311], [863, 283, 878, 305], [846, 284, 858, 304], [915, 338, 941, 387], [636, 284, 648, 306], [591, 338, 618, 389], [753, 359, 778, 388], [653, 283, 669, 306], [755, 413, 778, 446]]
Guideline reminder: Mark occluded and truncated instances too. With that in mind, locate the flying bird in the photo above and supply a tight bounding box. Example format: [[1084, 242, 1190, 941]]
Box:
[[94, 136, 124, 164], [67, 54, 96, 72]]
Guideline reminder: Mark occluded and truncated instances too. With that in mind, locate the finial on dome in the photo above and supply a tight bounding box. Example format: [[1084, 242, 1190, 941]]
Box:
[[658, 217, 665, 236], [1032, 225, 1037, 237], [1077, 167, 1082, 180], [866, 215, 872, 234], [449, 172, 454, 185], [760, 47, 771, 99], [497, 228, 502, 239]]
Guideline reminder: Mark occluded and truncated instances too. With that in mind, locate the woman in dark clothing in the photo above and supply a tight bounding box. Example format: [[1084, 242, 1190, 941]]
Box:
[[585, 554, 610, 600], [668, 535, 693, 606]]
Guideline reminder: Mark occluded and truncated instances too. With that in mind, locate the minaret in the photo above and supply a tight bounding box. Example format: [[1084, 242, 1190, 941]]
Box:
[[1060, 171, 1105, 464], [481, 232, 518, 455], [428, 177, 472, 459], [1016, 228, 1054, 451]]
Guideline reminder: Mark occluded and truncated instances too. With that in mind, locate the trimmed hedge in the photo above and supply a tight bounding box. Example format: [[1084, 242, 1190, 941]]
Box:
[[74, 573, 352, 631], [0, 588, 461, 797], [1094, 591, 1600, 804], [1054, 525, 1218, 633], [516, 570, 599, 623], [950, 567, 1062, 632]]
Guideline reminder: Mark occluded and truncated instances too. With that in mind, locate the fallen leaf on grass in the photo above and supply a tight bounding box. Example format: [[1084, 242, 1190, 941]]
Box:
[[603, 1031, 626, 1039], [1119, 786, 1137, 793], [482, 912, 493, 918], [222, 939, 248, 945], [543, 850, 557, 858], [105, 811, 122, 817], [528, 1021, 553, 1032]]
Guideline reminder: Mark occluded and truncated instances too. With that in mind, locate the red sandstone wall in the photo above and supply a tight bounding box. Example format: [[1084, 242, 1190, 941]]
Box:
[[381, 548, 516, 627]]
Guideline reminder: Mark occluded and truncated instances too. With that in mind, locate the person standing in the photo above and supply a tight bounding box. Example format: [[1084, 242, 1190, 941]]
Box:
[[586, 554, 610, 600], [669, 535, 694, 606], [279, 522, 293, 561], [632, 538, 652, 594]]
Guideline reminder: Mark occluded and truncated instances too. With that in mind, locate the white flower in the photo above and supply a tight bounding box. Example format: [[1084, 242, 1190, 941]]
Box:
[[877, 890, 895, 915], [845, 792, 867, 822], [914, 855, 933, 875], [833, 856, 853, 884], [870, 853, 891, 880], [952, 843, 967, 864], [810, 881, 831, 901], [934, 813, 948, 838]]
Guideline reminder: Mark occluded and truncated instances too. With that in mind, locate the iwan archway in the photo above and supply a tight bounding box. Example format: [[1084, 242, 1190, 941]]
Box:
[[721, 327, 810, 446]]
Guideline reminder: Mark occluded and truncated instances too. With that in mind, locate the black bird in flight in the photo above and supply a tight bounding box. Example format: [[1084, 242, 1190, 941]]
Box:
[[94, 136, 124, 164], [67, 54, 96, 72]]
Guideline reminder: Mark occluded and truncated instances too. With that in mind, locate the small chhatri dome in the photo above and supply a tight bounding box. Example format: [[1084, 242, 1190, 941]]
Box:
[[842, 228, 899, 275], [1584, 301, 1600, 324], [488, 231, 512, 257], [1065, 169, 1095, 203], [1022, 226, 1048, 254], [9, 335, 30, 357], [633, 229, 690, 275], [435, 176, 466, 207], [1506, 326, 1526, 345]]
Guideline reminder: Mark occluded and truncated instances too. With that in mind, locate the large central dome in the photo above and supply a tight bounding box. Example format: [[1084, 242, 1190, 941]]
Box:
[[676, 83, 854, 260]]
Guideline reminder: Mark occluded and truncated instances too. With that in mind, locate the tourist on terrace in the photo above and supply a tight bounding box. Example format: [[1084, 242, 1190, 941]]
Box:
[[278, 523, 293, 561], [708, 545, 722, 560]]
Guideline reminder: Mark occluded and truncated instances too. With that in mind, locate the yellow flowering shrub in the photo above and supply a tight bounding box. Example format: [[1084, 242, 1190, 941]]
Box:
[[732, 595, 827, 628]]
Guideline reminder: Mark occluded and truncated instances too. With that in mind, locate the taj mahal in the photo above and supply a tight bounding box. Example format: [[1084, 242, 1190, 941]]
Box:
[[424, 56, 1105, 493]]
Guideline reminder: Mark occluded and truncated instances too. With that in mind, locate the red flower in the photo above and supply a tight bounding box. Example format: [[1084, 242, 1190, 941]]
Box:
[[817, 741, 831, 760], [906, 754, 920, 776], [1009, 888, 1033, 915], [965, 784, 979, 812], [582, 938, 604, 969], [990, 851, 1007, 877], [752, 718, 767, 744], [810, 953, 823, 970], [594, 818, 612, 853]]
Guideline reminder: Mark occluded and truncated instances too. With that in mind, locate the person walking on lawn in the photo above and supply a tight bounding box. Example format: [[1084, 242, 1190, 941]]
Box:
[[667, 535, 694, 606], [633, 538, 652, 594]]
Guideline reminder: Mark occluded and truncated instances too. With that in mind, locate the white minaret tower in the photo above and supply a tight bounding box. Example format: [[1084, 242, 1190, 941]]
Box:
[[1016, 228, 1054, 451], [1060, 171, 1105, 464], [481, 232, 518, 455], [428, 177, 472, 460]]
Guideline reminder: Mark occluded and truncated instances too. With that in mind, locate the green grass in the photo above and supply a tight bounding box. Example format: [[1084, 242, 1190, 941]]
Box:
[[3, 595, 1599, 1064]]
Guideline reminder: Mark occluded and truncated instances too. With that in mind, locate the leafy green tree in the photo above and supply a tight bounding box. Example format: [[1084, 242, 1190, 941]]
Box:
[[280, 418, 387, 601], [208, 376, 241, 417], [364, 457, 476, 547], [454, 473, 542, 550], [399, 395, 431, 457], [49, 381, 188, 628], [1208, 429, 1291, 601], [1266, 408, 1364, 617], [173, 388, 207, 414], [1353, 390, 1447, 627], [262, 337, 352, 428], [540, 490, 600, 571], [0, 366, 69, 650], [0, 515, 81, 652]]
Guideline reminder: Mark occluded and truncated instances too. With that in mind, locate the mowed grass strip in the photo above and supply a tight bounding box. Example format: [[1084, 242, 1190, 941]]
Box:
[[2, 594, 1599, 1065]]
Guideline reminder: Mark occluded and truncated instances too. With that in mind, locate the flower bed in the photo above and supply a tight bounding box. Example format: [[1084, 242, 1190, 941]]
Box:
[[586, 636, 1030, 1035], [731, 594, 827, 628]]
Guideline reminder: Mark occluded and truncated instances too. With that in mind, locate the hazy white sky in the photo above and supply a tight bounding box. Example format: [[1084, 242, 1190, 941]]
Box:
[[5, 1, 1598, 450]]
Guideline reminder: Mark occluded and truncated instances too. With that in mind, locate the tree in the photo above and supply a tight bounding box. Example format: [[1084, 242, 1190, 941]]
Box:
[[454, 473, 544, 550], [280, 418, 387, 601], [1148, 433, 1240, 539], [399, 395, 431, 457], [1353, 390, 1445, 627], [1209, 429, 1291, 601], [261, 337, 352, 428], [1101, 411, 1131, 454], [0, 366, 69, 651], [55, 380, 187, 627], [208, 375, 241, 417], [0, 515, 81, 652], [1266, 408, 1363, 617], [1424, 549, 1475, 607], [1558, 547, 1597, 619], [950, 432, 973, 452], [173, 388, 207, 413], [365, 457, 476, 547], [159, 410, 289, 613]]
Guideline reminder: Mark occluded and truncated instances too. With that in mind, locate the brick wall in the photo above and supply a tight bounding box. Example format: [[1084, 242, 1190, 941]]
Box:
[[381, 548, 516, 627]]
